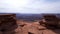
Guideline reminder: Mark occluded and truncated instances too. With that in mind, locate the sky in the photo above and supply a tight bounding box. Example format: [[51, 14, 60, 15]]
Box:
[[0, 0, 60, 14]]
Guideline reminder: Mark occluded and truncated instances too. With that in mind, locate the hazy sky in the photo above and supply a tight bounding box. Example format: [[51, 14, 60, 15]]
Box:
[[0, 0, 60, 14]]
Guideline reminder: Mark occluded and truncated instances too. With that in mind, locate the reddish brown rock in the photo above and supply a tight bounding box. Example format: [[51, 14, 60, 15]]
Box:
[[39, 14, 60, 29], [0, 14, 18, 34]]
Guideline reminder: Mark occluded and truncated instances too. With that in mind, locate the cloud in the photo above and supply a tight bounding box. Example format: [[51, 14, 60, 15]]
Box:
[[20, 0, 60, 13], [0, 0, 60, 14], [45, 0, 60, 2]]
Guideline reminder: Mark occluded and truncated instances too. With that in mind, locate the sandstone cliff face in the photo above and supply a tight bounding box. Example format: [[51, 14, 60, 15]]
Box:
[[0, 14, 18, 34], [39, 15, 60, 29], [43, 15, 59, 25]]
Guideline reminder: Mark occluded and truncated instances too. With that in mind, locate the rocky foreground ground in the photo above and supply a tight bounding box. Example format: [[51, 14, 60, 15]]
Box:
[[0, 20, 60, 34], [15, 20, 60, 34]]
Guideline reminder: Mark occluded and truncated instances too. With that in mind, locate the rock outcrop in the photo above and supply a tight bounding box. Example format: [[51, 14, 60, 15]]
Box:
[[0, 14, 18, 34], [39, 14, 60, 29]]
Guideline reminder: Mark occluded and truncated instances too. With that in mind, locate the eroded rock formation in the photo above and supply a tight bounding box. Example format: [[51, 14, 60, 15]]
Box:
[[0, 14, 18, 34], [39, 14, 60, 29]]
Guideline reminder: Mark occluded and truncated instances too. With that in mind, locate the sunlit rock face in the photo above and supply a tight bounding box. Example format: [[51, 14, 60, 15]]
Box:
[[0, 14, 18, 34]]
